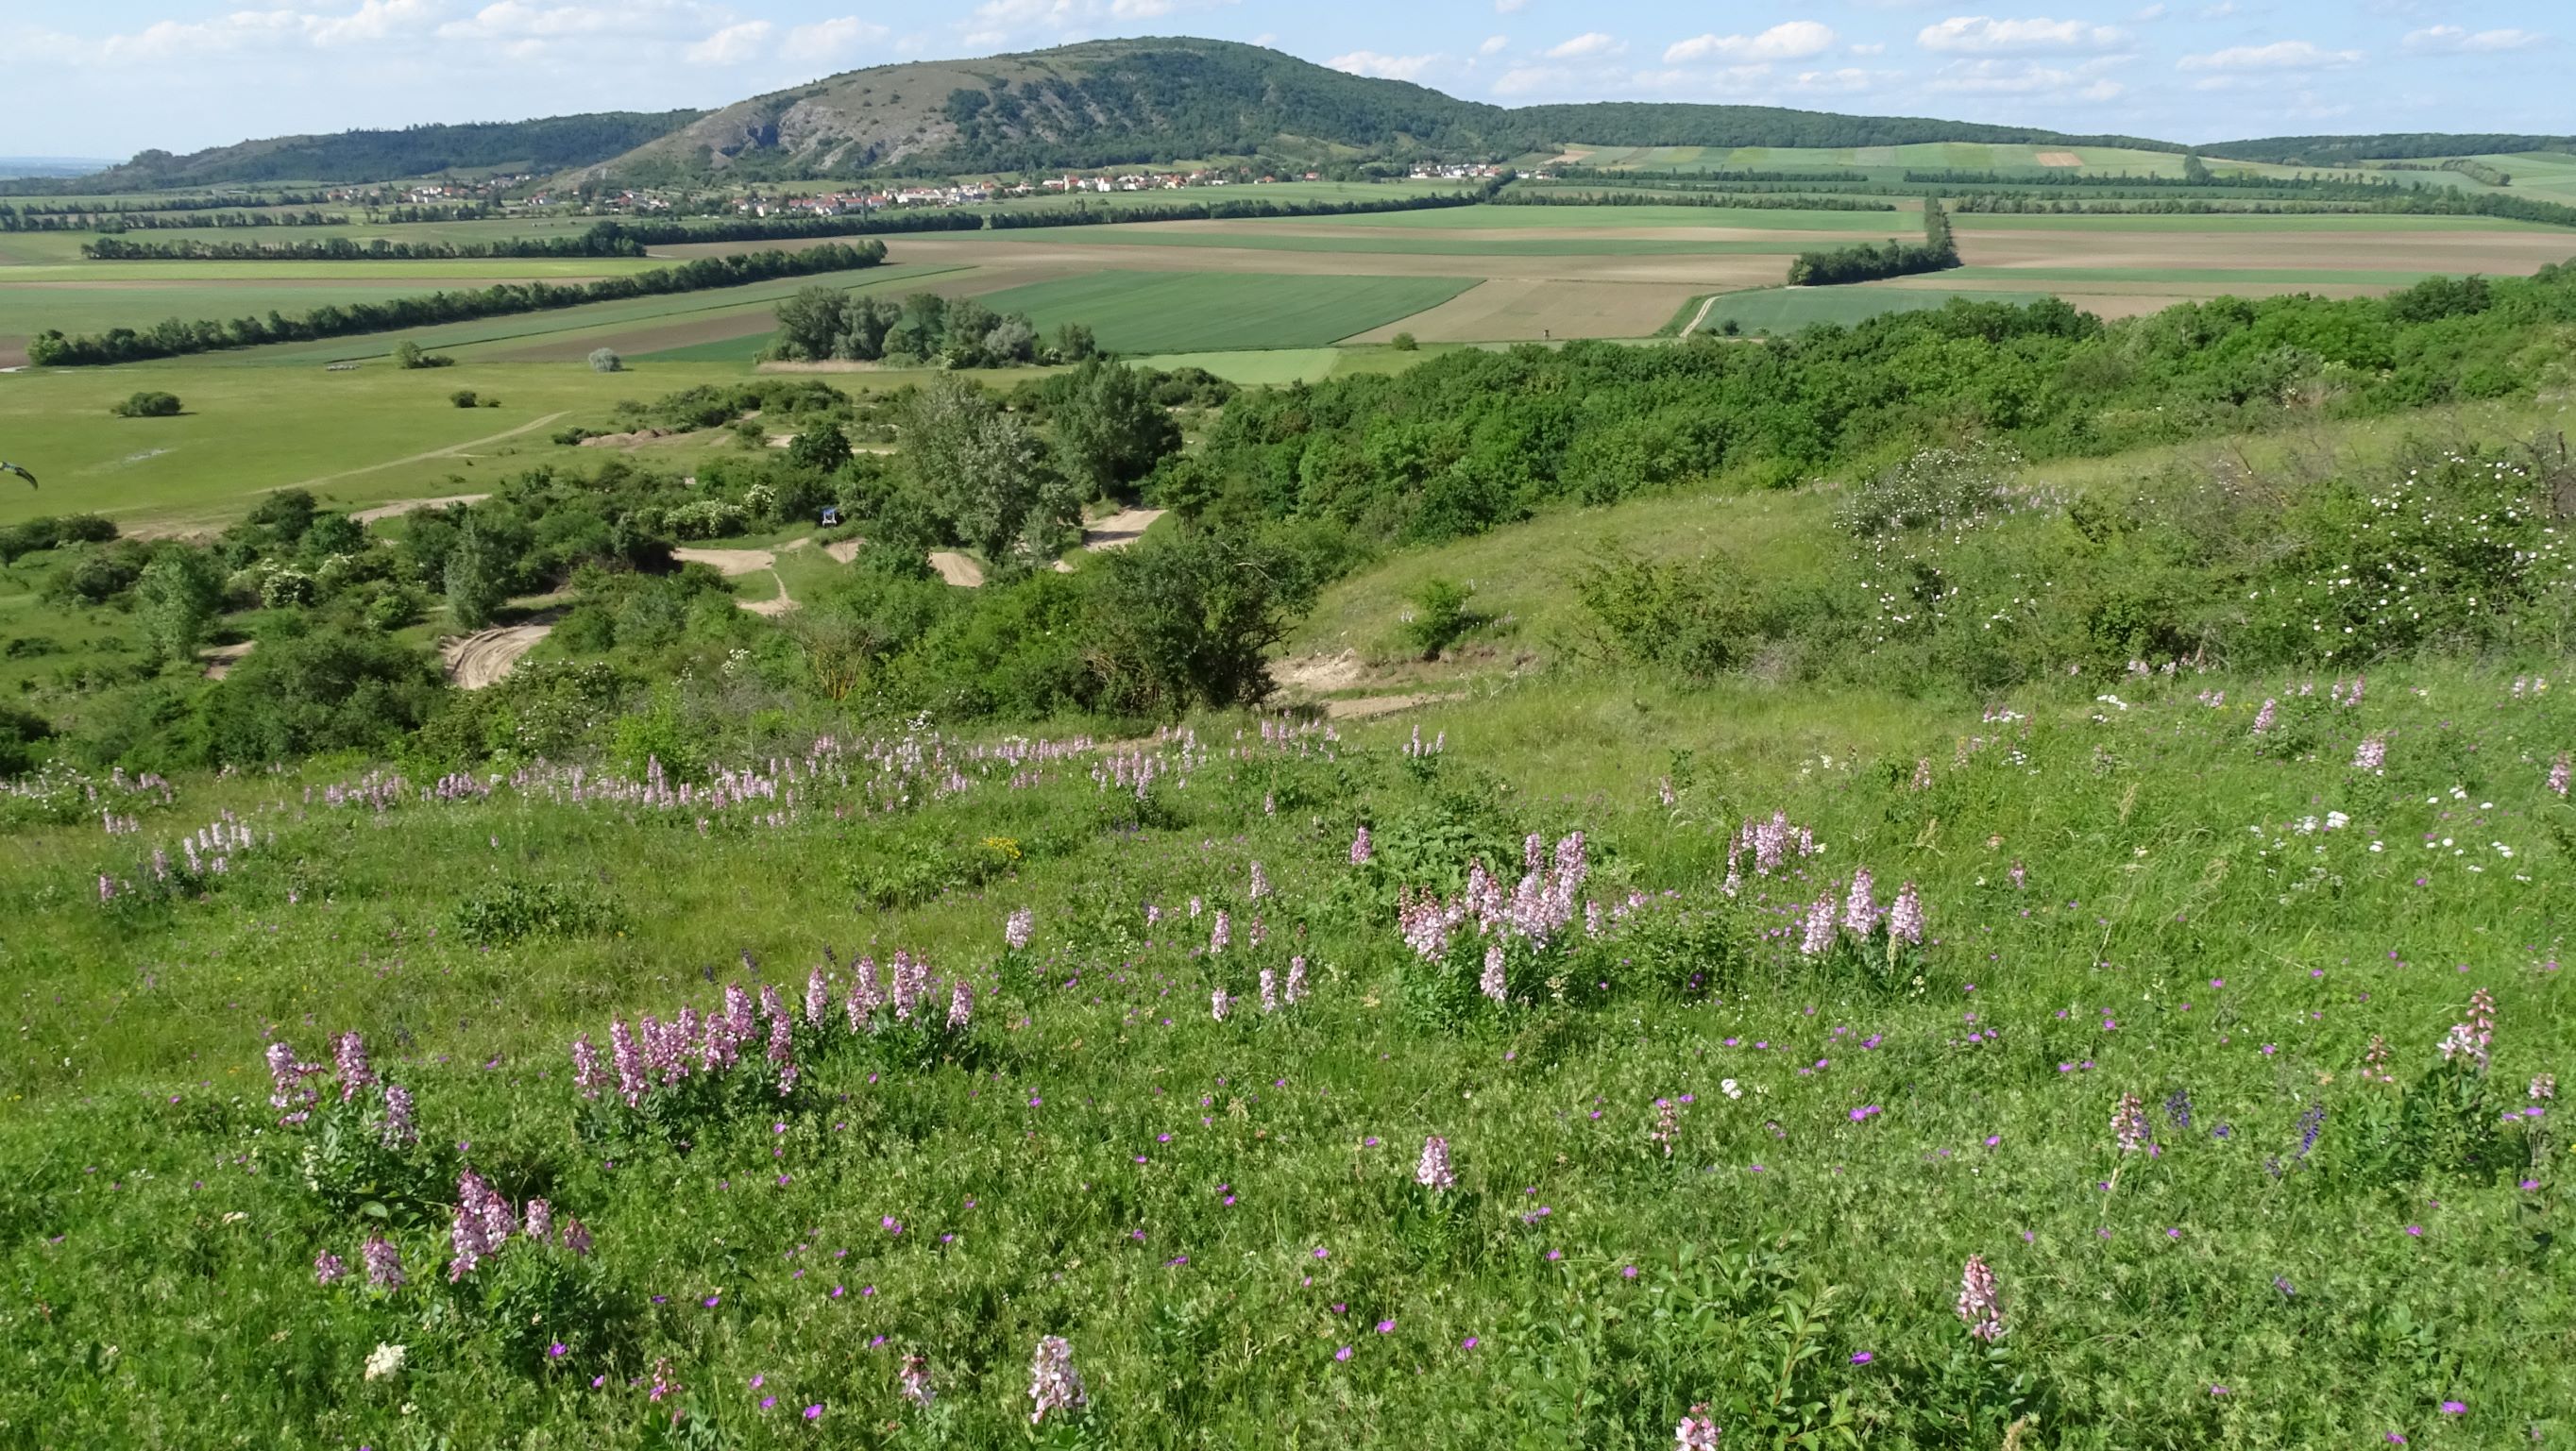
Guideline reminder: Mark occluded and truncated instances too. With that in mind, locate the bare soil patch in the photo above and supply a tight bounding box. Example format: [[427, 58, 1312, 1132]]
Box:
[[200, 640, 255, 681], [1082, 507, 1164, 551], [928, 551, 985, 587], [670, 546, 777, 576], [1274, 651, 1366, 694], [1324, 692, 1461, 720], [443, 624, 551, 690], [2035, 151, 2084, 167], [824, 538, 866, 564]]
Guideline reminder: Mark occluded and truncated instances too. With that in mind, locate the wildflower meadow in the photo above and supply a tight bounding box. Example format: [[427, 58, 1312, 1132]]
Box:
[[2, 665, 2570, 1448]]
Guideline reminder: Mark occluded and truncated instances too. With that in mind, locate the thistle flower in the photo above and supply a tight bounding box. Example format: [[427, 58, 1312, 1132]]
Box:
[[1956, 1254, 2005, 1341], [381, 1083, 417, 1149], [1349, 826, 1372, 865], [571, 1036, 603, 1101], [948, 979, 974, 1032], [1259, 968, 1279, 1014], [1887, 883, 1926, 947], [1676, 1404, 1723, 1449], [523, 1198, 552, 1243], [1028, 1335, 1086, 1425], [1480, 942, 1508, 1005], [362, 1234, 405, 1288], [1285, 955, 1309, 1004], [1416, 1135, 1454, 1190], [1005, 907, 1034, 952], [1211, 988, 1231, 1022], [1842, 867, 1878, 938], [2252, 699, 2278, 735], [332, 1032, 375, 1099], [2110, 1092, 2150, 1154], [1799, 886, 1838, 957], [1211, 910, 1232, 954], [315, 1251, 348, 1285], [899, 1353, 935, 1409]]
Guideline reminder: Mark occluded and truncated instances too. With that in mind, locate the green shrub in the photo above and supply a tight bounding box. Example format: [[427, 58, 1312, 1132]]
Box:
[[110, 391, 182, 418], [586, 347, 623, 373], [1401, 577, 1482, 659], [450, 390, 481, 408], [393, 340, 453, 369], [449, 879, 623, 946]]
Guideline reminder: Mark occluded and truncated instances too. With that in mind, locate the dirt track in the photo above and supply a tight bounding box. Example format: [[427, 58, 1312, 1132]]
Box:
[[283, 413, 567, 492], [442, 624, 552, 689], [671, 546, 778, 576], [928, 551, 985, 587], [200, 641, 256, 681], [351, 494, 487, 525]]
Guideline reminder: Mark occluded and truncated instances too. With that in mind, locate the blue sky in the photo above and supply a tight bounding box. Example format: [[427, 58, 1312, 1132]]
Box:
[[3, 0, 2563, 159]]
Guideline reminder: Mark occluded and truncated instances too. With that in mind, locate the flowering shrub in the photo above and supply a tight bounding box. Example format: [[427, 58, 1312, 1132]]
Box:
[[268, 1033, 443, 1216]]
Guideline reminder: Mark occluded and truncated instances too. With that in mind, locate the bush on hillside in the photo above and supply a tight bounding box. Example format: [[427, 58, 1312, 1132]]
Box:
[[110, 391, 182, 417]]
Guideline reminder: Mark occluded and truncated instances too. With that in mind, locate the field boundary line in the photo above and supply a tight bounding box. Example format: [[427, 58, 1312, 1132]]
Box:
[[280, 412, 568, 491]]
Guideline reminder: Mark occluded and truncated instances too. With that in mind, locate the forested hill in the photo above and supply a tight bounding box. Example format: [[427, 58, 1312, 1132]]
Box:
[[2200, 132, 2576, 166], [593, 37, 2182, 181], [10, 111, 703, 194]]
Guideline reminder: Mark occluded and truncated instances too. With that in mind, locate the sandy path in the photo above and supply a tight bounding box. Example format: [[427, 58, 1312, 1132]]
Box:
[[671, 545, 777, 576], [442, 624, 551, 689], [824, 538, 865, 564], [928, 551, 985, 587], [1679, 293, 1722, 336], [1325, 693, 1459, 720], [351, 494, 487, 525], [283, 413, 567, 492], [200, 640, 256, 681], [1082, 508, 1164, 550]]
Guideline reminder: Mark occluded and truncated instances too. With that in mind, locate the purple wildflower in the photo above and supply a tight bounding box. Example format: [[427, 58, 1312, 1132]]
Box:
[[1028, 1335, 1086, 1425], [362, 1234, 404, 1288], [1957, 1254, 2005, 1341], [1676, 1403, 1723, 1448], [315, 1251, 348, 1286], [1416, 1135, 1455, 1190]]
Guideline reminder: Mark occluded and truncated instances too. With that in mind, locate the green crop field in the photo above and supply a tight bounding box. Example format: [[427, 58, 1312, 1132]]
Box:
[[992, 228, 1898, 257], [1301, 204, 1913, 232], [973, 271, 1478, 352], [1941, 266, 2444, 285]]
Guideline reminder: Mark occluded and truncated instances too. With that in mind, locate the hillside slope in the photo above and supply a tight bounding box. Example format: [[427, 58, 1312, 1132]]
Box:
[[593, 37, 2181, 180], [20, 111, 703, 194]]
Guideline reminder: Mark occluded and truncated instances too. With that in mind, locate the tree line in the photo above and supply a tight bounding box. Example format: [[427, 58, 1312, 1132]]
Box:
[[1785, 197, 1958, 286], [26, 241, 888, 366], [1493, 191, 1896, 213], [74, 212, 978, 261]]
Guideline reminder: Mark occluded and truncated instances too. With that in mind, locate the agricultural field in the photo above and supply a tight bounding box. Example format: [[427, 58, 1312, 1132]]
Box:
[[972, 272, 1476, 354]]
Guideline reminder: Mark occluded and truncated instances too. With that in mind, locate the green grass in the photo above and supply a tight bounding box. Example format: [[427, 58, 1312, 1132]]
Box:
[[0, 361, 752, 529], [1951, 211, 2568, 233], [973, 272, 1478, 352]]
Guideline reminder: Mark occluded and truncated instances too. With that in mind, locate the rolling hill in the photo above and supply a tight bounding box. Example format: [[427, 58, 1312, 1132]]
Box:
[[595, 37, 2180, 180], [6, 111, 703, 194]]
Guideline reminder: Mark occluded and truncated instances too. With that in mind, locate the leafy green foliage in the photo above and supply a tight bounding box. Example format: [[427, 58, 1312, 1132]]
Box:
[[450, 879, 625, 947], [110, 390, 182, 417]]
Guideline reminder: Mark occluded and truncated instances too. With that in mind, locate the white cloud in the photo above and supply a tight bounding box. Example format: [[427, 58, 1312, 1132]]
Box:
[[1916, 16, 2127, 53], [2402, 25, 2546, 53], [1480, 34, 1510, 56], [2178, 40, 2363, 70], [686, 20, 772, 64], [1329, 49, 1439, 80], [1849, 42, 1887, 55], [1664, 22, 1837, 64], [785, 16, 889, 63], [1495, 0, 1529, 13], [1545, 31, 1624, 59], [965, 0, 1237, 33], [1925, 56, 2126, 99], [2131, 3, 2165, 18]]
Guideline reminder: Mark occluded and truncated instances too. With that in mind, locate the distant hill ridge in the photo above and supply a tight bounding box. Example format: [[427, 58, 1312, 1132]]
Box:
[[4, 112, 703, 194], [30, 38, 2571, 194]]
